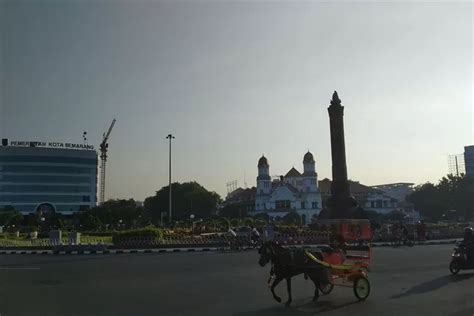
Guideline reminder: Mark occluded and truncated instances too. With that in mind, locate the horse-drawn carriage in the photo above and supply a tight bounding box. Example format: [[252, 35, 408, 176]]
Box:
[[258, 219, 372, 306], [307, 219, 371, 300]]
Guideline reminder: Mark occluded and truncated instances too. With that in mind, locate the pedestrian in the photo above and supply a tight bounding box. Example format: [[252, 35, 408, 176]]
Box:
[[250, 225, 260, 247], [400, 223, 409, 245], [264, 220, 275, 241]]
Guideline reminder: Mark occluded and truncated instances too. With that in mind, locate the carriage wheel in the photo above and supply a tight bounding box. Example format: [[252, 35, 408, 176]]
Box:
[[319, 283, 334, 295], [353, 276, 370, 300]]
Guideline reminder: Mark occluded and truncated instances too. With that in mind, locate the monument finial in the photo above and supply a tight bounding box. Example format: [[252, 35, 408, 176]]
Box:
[[330, 91, 341, 106]]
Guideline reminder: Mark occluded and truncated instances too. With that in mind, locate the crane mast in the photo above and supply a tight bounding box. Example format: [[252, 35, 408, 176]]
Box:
[[99, 118, 116, 204]]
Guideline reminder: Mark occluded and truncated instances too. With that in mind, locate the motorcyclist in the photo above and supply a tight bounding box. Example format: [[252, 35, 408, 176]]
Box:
[[416, 220, 426, 241], [460, 227, 474, 263]]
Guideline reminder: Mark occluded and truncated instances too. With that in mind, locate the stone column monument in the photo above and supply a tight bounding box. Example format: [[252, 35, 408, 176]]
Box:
[[325, 91, 358, 218]]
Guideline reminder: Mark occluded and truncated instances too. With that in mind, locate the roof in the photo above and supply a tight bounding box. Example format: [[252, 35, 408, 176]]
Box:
[[370, 183, 414, 189], [284, 183, 300, 194], [0, 145, 97, 157], [258, 155, 268, 167], [303, 151, 315, 163], [318, 178, 380, 195], [274, 181, 300, 195], [225, 187, 256, 203], [284, 167, 302, 178]]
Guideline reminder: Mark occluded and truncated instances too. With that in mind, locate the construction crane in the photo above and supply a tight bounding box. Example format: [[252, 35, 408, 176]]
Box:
[[99, 118, 116, 204]]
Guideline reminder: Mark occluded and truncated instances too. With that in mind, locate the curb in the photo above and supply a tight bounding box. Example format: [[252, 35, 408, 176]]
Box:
[[0, 247, 228, 255], [0, 240, 459, 255], [371, 240, 458, 247]]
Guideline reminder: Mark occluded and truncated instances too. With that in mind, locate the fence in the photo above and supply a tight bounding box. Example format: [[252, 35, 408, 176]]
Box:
[[113, 231, 332, 248], [0, 237, 111, 249], [0, 229, 463, 249]]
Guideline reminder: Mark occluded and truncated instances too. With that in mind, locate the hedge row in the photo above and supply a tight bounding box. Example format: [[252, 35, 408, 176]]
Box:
[[112, 227, 163, 244]]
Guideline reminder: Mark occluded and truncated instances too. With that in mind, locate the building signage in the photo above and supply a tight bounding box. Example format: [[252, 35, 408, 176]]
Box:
[[8, 141, 94, 150]]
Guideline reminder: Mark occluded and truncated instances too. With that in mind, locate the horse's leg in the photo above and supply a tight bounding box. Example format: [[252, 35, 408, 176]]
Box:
[[308, 272, 320, 302], [271, 276, 283, 303], [285, 277, 292, 307]]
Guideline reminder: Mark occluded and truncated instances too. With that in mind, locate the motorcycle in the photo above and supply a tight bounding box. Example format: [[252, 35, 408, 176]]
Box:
[[449, 243, 474, 274]]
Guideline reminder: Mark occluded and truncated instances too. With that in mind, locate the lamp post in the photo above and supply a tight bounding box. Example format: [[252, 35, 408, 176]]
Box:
[[161, 212, 167, 227], [40, 216, 45, 232], [166, 134, 175, 223], [190, 214, 195, 235]]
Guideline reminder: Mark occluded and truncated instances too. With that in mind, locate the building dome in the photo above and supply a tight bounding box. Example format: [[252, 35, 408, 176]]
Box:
[[258, 155, 268, 167], [303, 151, 315, 163]]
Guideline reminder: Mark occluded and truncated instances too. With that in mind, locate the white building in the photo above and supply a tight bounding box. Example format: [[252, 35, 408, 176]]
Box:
[[252, 152, 322, 224], [370, 182, 414, 203], [368, 182, 421, 222]]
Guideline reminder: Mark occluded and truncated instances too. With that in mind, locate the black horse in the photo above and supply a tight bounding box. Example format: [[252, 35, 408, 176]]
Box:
[[258, 241, 331, 306]]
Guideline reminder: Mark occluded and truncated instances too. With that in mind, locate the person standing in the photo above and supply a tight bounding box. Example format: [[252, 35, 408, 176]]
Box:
[[264, 220, 275, 241], [250, 225, 261, 246]]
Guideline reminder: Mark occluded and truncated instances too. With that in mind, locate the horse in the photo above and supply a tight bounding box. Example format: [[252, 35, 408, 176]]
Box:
[[258, 241, 331, 306]]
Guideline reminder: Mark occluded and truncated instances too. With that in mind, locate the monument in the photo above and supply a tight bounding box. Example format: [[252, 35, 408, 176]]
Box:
[[321, 91, 358, 219]]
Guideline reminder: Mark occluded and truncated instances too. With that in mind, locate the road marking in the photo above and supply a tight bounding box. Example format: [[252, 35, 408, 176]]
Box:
[[0, 267, 40, 270]]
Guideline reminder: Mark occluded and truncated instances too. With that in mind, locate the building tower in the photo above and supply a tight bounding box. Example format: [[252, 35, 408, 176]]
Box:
[[255, 155, 271, 211], [302, 151, 318, 192]]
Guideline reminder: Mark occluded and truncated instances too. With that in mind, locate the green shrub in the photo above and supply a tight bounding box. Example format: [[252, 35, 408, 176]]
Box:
[[82, 231, 119, 237], [21, 226, 40, 233], [112, 226, 163, 244]]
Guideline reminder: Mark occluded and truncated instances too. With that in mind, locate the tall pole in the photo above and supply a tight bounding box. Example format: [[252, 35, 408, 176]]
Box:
[[166, 134, 175, 223]]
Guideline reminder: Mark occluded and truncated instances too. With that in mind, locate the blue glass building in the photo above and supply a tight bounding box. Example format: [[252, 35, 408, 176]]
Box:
[[0, 144, 98, 214], [465, 145, 474, 177]]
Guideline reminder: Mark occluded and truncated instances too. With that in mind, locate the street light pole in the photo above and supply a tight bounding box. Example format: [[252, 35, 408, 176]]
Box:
[[166, 134, 175, 224]]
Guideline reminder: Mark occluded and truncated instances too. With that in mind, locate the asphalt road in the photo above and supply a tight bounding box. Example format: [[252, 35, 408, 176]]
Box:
[[0, 245, 473, 316]]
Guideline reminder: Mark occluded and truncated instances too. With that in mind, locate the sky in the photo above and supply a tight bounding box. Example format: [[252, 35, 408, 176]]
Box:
[[0, 1, 472, 201]]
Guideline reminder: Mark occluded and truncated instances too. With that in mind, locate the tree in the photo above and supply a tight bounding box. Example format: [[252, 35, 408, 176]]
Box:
[[407, 182, 443, 220], [386, 210, 406, 222], [407, 175, 474, 221], [72, 199, 143, 230], [212, 217, 230, 231], [0, 208, 23, 227], [254, 213, 269, 222], [230, 218, 241, 228], [81, 214, 102, 231], [144, 181, 221, 223], [219, 203, 248, 218], [243, 217, 255, 227], [25, 213, 41, 227], [282, 212, 302, 226]]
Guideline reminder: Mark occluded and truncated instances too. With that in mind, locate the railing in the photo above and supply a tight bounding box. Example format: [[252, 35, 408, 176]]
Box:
[[0, 230, 463, 250], [0, 237, 111, 249], [113, 231, 332, 248]]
